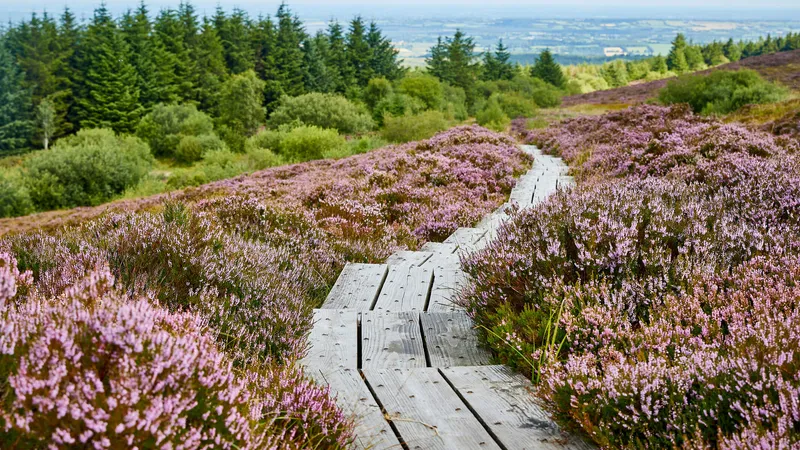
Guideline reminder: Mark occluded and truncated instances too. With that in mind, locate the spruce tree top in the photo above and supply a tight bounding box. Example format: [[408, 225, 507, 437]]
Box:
[[531, 49, 565, 88]]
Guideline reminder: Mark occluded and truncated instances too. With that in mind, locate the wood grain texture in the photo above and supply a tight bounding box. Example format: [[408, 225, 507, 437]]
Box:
[[421, 312, 490, 367], [427, 268, 468, 313], [443, 227, 486, 247], [420, 242, 459, 255], [373, 265, 434, 312], [305, 367, 402, 450], [440, 365, 595, 450], [363, 367, 502, 450], [362, 311, 426, 369], [386, 250, 433, 267], [300, 309, 358, 372], [322, 263, 388, 311]]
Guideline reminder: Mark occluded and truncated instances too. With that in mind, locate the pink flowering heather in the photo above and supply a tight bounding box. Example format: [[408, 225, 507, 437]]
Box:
[[0, 126, 529, 447], [466, 107, 800, 447]]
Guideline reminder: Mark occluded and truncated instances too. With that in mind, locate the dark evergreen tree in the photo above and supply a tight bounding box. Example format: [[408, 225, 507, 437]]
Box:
[[272, 4, 306, 98], [56, 7, 81, 134], [76, 5, 142, 133], [302, 36, 332, 93], [251, 15, 276, 81], [177, 1, 199, 49], [426, 37, 448, 80], [531, 49, 566, 88], [154, 8, 195, 100], [723, 38, 742, 62], [666, 33, 689, 73], [121, 4, 179, 109], [192, 16, 228, 112], [0, 44, 34, 153], [346, 16, 372, 87], [482, 39, 513, 81], [215, 7, 253, 74], [367, 21, 402, 81], [442, 30, 479, 93], [324, 20, 349, 93]]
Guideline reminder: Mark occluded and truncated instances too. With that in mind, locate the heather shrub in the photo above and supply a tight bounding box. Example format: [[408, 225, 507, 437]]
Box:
[[468, 104, 800, 447], [135, 103, 216, 158], [0, 255, 351, 449], [658, 69, 788, 115], [381, 110, 451, 143], [268, 92, 374, 134], [23, 129, 153, 210]]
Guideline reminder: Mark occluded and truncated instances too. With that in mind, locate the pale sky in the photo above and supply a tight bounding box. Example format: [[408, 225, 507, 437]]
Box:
[[3, 0, 800, 21]]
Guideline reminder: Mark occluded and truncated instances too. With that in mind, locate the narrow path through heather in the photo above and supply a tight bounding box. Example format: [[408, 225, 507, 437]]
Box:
[[301, 145, 594, 450]]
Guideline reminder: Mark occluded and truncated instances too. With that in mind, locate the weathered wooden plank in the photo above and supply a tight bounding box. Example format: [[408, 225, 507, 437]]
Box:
[[373, 264, 434, 312], [305, 367, 401, 450], [420, 242, 459, 255], [322, 263, 388, 311], [427, 268, 468, 313], [300, 309, 358, 372], [386, 250, 433, 267], [361, 311, 426, 369], [363, 368, 502, 450], [440, 365, 595, 450], [422, 312, 490, 367], [443, 227, 486, 247]]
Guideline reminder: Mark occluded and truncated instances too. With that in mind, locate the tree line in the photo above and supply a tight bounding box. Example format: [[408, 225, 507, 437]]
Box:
[[666, 32, 800, 74], [0, 2, 403, 154]]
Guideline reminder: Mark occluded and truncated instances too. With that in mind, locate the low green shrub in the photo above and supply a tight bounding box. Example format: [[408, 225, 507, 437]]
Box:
[[0, 169, 33, 218], [268, 93, 374, 134], [364, 77, 393, 110], [280, 126, 346, 162], [174, 134, 226, 164], [24, 129, 153, 210], [658, 69, 788, 115], [373, 93, 426, 125], [135, 104, 216, 158], [494, 92, 538, 119], [397, 73, 444, 110], [380, 111, 451, 143], [476, 98, 511, 131]]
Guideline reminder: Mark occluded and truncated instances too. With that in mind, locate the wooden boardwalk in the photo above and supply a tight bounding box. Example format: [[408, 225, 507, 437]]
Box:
[[301, 145, 592, 449]]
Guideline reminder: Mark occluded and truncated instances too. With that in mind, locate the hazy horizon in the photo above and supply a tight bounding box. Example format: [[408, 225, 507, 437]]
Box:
[[3, 0, 800, 22]]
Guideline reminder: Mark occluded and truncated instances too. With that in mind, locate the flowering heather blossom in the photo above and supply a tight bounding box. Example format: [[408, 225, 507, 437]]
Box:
[[0, 126, 528, 447], [467, 107, 800, 447]]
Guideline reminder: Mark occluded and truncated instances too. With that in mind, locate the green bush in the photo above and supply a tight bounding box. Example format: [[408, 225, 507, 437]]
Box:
[[24, 129, 153, 210], [373, 93, 426, 124], [174, 134, 226, 164], [135, 104, 216, 158], [268, 93, 374, 135], [364, 77, 394, 110], [279, 126, 346, 162], [658, 69, 788, 115], [245, 145, 284, 171], [441, 84, 469, 121], [494, 92, 538, 119], [217, 70, 266, 137], [381, 111, 451, 143], [476, 97, 511, 131], [397, 73, 444, 110], [0, 169, 34, 218]]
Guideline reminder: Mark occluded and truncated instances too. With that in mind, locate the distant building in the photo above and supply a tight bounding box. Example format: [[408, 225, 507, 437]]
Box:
[[603, 47, 626, 57]]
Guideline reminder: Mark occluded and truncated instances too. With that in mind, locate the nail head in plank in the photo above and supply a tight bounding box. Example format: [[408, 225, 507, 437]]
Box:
[[322, 263, 388, 311], [373, 264, 433, 312], [421, 312, 490, 367], [305, 367, 401, 450], [427, 269, 468, 313], [361, 311, 426, 368], [440, 365, 595, 450], [363, 367, 502, 450], [300, 309, 359, 372]]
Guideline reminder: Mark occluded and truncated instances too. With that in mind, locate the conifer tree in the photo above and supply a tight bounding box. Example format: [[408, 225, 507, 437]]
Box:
[[56, 7, 81, 134], [192, 17, 228, 112], [154, 8, 195, 100], [650, 55, 668, 73], [531, 49, 566, 88], [482, 39, 513, 81], [667, 33, 689, 73], [367, 21, 402, 81], [76, 5, 142, 133], [178, 1, 199, 50], [215, 7, 254, 74], [0, 45, 34, 153], [121, 4, 179, 109], [683, 45, 705, 70], [346, 16, 373, 87], [251, 15, 276, 81], [426, 37, 448, 80], [272, 4, 306, 98], [723, 38, 742, 62], [302, 36, 332, 93], [443, 30, 479, 93], [325, 20, 349, 93]]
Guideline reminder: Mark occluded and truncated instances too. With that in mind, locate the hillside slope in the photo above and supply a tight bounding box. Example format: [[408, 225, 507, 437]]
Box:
[[563, 49, 800, 106]]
